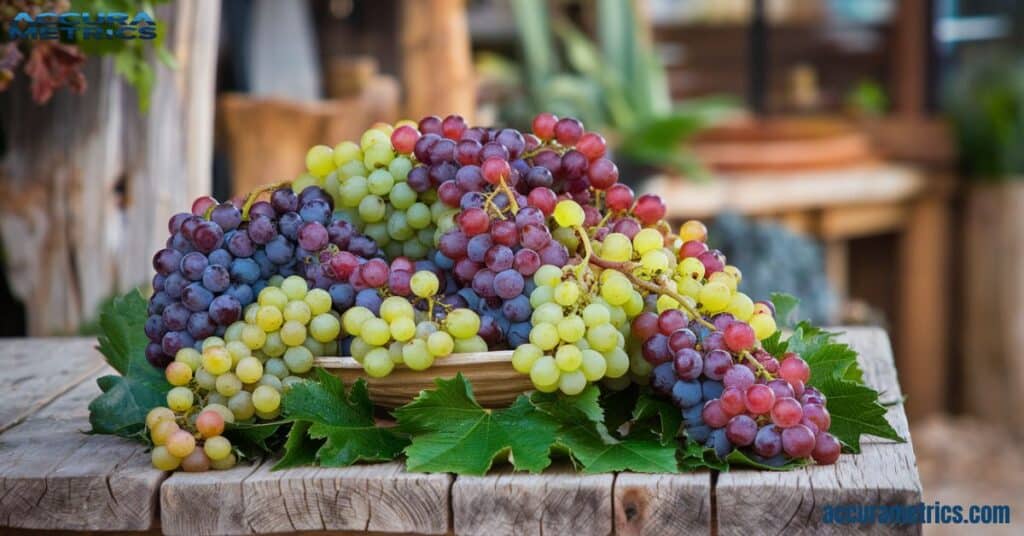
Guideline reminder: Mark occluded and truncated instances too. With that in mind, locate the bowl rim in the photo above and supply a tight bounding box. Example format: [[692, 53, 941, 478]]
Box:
[[315, 350, 515, 370]]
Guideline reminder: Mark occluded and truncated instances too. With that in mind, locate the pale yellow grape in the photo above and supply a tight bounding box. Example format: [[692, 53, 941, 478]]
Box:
[[280, 276, 307, 301], [224, 321, 246, 343], [363, 348, 394, 377], [678, 277, 702, 299], [241, 324, 267, 350], [201, 346, 231, 375], [557, 315, 586, 343], [175, 348, 202, 371], [215, 373, 242, 397], [629, 351, 653, 376], [709, 271, 737, 292], [444, 309, 480, 339], [305, 289, 332, 315], [210, 452, 237, 470], [555, 345, 582, 371], [342, 306, 373, 336], [259, 374, 283, 391], [150, 419, 179, 446], [388, 341, 405, 363], [166, 387, 194, 412], [235, 357, 264, 384], [333, 140, 361, 166], [410, 271, 440, 298], [726, 293, 755, 321], [724, 265, 742, 284], [580, 350, 607, 381], [201, 336, 225, 351], [531, 302, 563, 325], [677, 257, 705, 280], [609, 302, 627, 326], [633, 228, 663, 255], [534, 380, 559, 393], [278, 320, 305, 347], [361, 318, 391, 346], [208, 393, 229, 407], [194, 368, 217, 390], [679, 219, 707, 242], [600, 275, 632, 306], [228, 391, 255, 420], [427, 331, 455, 357], [553, 281, 580, 306], [256, 306, 284, 332], [225, 341, 251, 365], [453, 336, 488, 353], [604, 348, 630, 378], [258, 287, 288, 309], [268, 274, 285, 287], [402, 339, 433, 370], [361, 128, 390, 149], [586, 324, 619, 353], [264, 358, 289, 379], [534, 265, 562, 287], [146, 407, 175, 431], [553, 200, 585, 227], [166, 429, 196, 458], [624, 291, 644, 316], [529, 355, 560, 386], [558, 370, 587, 395], [203, 403, 235, 424], [151, 446, 182, 471], [256, 408, 281, 420], [252, 385, 281, 413], [283, 300, 312, 324], [512, 344, 543, 374], [164, 362, 192, 386], [749, 313, 777, 340], [380, 296, 415, 322], [553, 226, 579, 250], [656, 295, 679, 313], [530, 285, 554, 308], [261, 331, 286, 357], [243, 304, 259, 324], [640, 250, 669, 273], [582, 304, 611, 327], [281, 376, 304, 392], [306, 145, 335, 177], [415, 320, 439, 339], [600, 233, 633, 262], [529, 322, 559, 350], [349, 337, 371, 361], [203, 436, 232, 461], [283, 346, 314, 374], [389, 317, 416, 342], [698, 281, 731, 312], [753, 302, 773, 316]]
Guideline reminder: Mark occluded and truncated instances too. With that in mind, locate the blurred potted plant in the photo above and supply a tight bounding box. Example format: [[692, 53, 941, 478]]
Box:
[[946, 56, 1024, 435], [488, 0, 735, 182]]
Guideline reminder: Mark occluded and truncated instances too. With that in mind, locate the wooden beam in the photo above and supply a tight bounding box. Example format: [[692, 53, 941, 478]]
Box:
[[400, 0, 476, 121]]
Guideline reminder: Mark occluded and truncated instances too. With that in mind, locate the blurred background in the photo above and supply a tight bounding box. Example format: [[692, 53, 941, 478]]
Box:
[[0, 0, 1022, 528]]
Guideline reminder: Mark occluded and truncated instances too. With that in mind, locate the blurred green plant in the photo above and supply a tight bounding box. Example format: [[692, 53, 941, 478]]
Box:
[[945, 56, 1024, 181], [845, 79, 887, 117], [500, 0, 736, 177]]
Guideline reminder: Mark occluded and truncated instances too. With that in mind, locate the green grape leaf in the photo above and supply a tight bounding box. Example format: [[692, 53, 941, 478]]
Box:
[[631, 392, 681, 446], [531, 388, 678, 473], [599, 384, 639, 436], [679, 441, 728, 472], [273, 421, 323, 470], [816, 378, 904, 453], [283, 370, 407, 467], [725, 448, 809, 471], [88, 290, 170, 439], [394, 374, 558, 475], [530, 384, 604, 423], [770, 292, 802, 328], [225, 421, 287, 459]]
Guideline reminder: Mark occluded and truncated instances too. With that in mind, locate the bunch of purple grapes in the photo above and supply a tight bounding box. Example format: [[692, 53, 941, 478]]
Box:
[[145, 186, 379, 367], [643, 309, 842, 466]]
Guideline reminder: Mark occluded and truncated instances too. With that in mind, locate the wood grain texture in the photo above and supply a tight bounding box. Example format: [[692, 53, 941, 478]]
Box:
[[716, 441, 922, 535], [453, 465, 614, 536], [0, 338, 104, 433], [613, 472, 711, 535], [0, 368, 165, 531], [163, 461, 451, 535]]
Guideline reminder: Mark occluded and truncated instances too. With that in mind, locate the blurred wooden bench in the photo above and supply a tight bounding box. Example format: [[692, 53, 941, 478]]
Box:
[[0, 329, 920, 534]]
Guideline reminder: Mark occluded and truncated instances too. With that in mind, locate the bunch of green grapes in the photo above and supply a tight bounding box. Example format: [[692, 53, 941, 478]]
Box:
[[301, 122, 453, 261], [340, 270, 486, 377], [513, 265, 631, 395]]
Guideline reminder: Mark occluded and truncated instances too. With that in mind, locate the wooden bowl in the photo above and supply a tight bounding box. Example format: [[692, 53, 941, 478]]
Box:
[[315, 351, 533, 408]]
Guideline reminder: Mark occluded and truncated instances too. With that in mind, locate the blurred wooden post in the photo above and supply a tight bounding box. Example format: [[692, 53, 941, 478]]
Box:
[[399, 0, 475, 121], [0, 0, 218, 335]]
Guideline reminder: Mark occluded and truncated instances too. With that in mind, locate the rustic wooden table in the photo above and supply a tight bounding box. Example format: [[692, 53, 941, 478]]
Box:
[[0, 328, 920, 535]]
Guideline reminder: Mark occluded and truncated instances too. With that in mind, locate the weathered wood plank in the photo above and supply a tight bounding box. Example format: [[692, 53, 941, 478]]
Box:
[[453, 464, 614, 536], [613, 472, 711, 535], [0, 338, 105, 433], [716, 442, 922, 535], [162, 460, 451, 535], [0, 368, 165, 531], [835, 327, 910, 443]]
